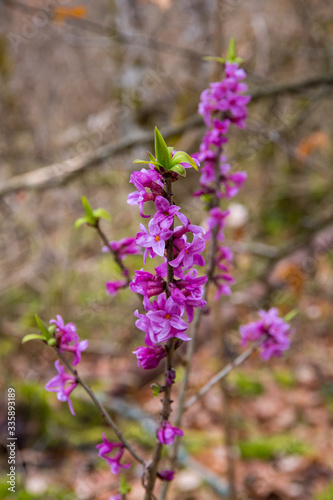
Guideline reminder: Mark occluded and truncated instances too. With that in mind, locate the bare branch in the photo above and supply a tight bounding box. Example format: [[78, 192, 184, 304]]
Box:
[[1, 74, 333, 199], [184, 336, 267, 410], [55, 348, 145, 467]]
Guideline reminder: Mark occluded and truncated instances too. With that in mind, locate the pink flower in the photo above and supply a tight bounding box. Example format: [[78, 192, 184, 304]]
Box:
[[133, 345, 167, 369], [150, 196, 180, 230], [136, 221, 173, 264], [106, 280, 128, 296], [102, 237, 140, 258], [240, 308, 292, 361], [158, 470, 175, 481], [45, 360, 78, 415], [96, 433, 130, 475], [157, 421, 184, 445], [169, 234, 205, 270], [49, 315, 88, 366]]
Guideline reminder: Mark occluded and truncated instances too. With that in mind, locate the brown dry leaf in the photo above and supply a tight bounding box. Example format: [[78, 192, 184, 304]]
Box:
[[53, 6, 87, 22], [296, 131, 330, 159], [271, 261, 306, 294]]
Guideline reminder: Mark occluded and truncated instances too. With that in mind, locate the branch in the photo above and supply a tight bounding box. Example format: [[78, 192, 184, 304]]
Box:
[[0, 116, 201, 198], [3, 0, 206, 61], [55, 348, 145, 467], [1, 73, 333, 199], [95, 221, 131, 283], [184, 336, 267, 410]]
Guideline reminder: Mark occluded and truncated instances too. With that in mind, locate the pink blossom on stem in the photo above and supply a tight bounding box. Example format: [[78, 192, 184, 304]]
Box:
[[96, 433, 130, 475], [106, 280, 128, 296], [102, 237, 140, 258], [133, 345, 167, 369], [157, 421, 184, 445], [240, 308, 292, 361], [49, 315, 88, 366], [45, 360, 78, 415]]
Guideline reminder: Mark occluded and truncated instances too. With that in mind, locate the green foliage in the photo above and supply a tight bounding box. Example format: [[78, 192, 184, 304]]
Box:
[[203, 38, 243, 65], [273, 368, 296, 389], [238, 434, 311, 461], [229, 371, 264, 397], [134, 127, 198, 174], [151, 383, 162, 397], [75, 196, 111, 229], [119, 476, 131, 495], [22, 315, 55, 344], [0, 482, 75, 500]]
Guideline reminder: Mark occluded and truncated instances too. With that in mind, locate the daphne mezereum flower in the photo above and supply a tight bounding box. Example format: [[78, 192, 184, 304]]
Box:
[[106, 280, 128, 297], [102, 237, 140, 258], [157, 421, 184, 445], [169, 234, 206, 270], [127, 167, 164, 218], [157, 470, 175, 481], [133, 345, 167, 369], [96, 433, 130, 475], [136, 221, 173, 264], [49, 315, 88, 366], [150, 196, 180, 230], [45, 360, 78, 415], [240, 308, 292, 361]]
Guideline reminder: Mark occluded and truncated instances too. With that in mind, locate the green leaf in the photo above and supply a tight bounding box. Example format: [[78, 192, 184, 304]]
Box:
[[75, 216, 89, 229], [119, 476, 131, 495], [227, 37, 236, 62], [47, 338, 57, 347], [203, 56, 225, 63], [170, 151, 198, 171], [154, 127, 170, 170], [170, 164, 186, 176], [284, 309, 298, 322], [22, 333, 45, 344], [226, 37, 243, 63], [81, 196, 94, 218], [134, 159, 163, 168], [48, 324, 56, 335], [93, 208, 111, 221], [151, 383, 162, 397], [35, 315, 50, 339]]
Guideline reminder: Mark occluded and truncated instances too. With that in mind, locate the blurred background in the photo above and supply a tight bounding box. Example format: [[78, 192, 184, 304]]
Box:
[[1, 0, 333, 499]]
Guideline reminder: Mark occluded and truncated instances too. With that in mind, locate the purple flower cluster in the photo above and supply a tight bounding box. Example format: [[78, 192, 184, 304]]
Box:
[[45, 316, 88, 415], [96, 433, 130, 475], [128, 165, 207, 370], [193, 61, 250, 301], [240, 308, 292, 361]]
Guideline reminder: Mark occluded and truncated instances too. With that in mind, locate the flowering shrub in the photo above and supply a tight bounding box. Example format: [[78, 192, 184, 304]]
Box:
[[22, 39, 294, 500]]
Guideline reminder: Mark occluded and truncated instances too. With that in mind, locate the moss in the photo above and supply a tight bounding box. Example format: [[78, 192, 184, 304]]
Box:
[[238, 434, 312, 461]]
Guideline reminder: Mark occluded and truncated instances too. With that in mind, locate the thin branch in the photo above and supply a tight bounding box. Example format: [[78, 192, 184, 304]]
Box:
[[55, 348, 145, 467], [95, 221, 131, 283], [1, 73, 333, 198], [184, 336, 267, 410], [0, 116, 201, 198], [3, 0, 206, 61]]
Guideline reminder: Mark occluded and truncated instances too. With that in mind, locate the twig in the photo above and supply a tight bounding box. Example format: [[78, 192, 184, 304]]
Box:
[[184, 336, 267, 410], [95, 221, 131, 282], [1, 73, 333, 198], [54, 348, 145, 467], [3, 0, 206, 61]]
